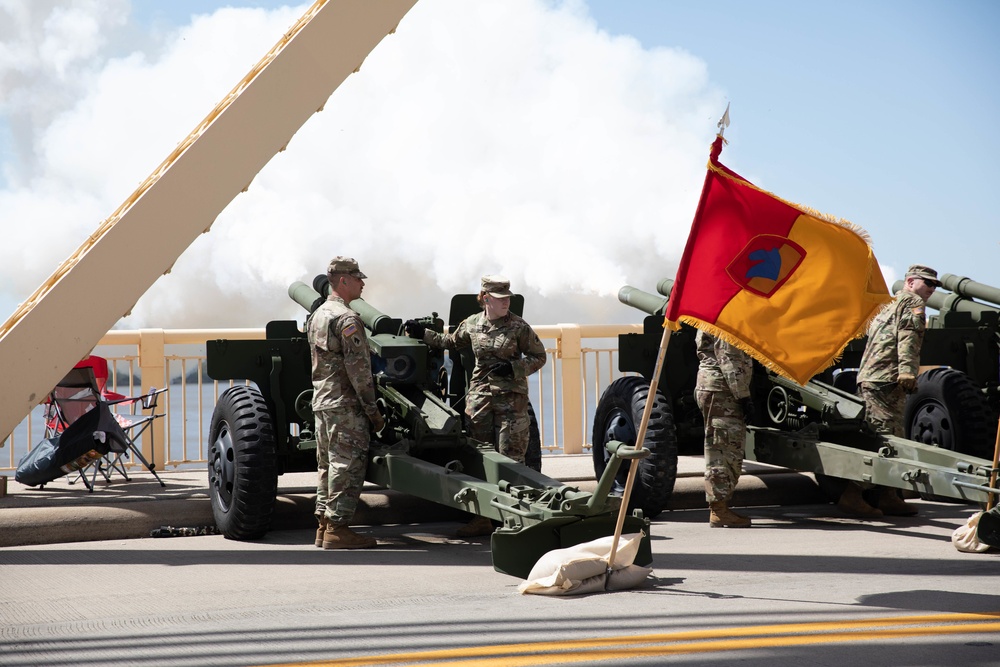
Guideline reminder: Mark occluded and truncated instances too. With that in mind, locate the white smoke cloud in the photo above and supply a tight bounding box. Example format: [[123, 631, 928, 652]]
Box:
[[0, 0, 726, 330]]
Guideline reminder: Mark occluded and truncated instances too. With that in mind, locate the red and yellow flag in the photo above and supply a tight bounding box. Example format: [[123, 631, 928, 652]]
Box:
[[664, 136, 891, 385]]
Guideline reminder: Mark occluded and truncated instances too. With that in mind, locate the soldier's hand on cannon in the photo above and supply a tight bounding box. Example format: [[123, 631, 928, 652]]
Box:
[[370, 411, 386, 435], [489, 361, 515, 378], [403, 319, 426, 339], [738, 397, 757, 425], [897, 373, 917, 392]]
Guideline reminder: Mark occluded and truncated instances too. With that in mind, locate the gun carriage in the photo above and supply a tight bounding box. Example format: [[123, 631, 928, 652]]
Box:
[[595, 276, 1000, 518], [205, 277, 651, 578]]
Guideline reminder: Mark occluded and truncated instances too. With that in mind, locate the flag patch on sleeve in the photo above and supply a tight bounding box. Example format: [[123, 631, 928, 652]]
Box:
[[343, 323, 358, 338]]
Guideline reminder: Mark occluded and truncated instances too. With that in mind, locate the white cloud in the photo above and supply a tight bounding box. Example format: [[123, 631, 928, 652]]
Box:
[[0, 0, 726, 329]]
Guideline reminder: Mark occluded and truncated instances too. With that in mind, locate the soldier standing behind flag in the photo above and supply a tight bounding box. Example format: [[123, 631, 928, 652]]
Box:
[[694, 330, 756, 528], [404, 275, 547, 537], [307, 256, 385, 549], [847, 264, 941, 517]]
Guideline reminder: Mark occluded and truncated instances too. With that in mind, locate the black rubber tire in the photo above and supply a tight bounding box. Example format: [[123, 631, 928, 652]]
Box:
[[207, 385, 278, 540], [591, 376, 678, 519], [904, 367, 993, 459], [525, 402, 542, 473]]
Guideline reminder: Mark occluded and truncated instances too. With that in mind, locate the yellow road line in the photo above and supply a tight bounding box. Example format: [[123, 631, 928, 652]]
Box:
[[267, 611, 1000, 667]]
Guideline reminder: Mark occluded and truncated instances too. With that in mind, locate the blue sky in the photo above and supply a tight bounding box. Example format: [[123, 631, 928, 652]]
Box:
[[1, 1, 997, 328], [587, 0, 1000, 290]]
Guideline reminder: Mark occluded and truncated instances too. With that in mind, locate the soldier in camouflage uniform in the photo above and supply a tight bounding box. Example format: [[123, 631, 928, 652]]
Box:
[[404, 275, 546, 536], [694, 330, 756, 528], [307, 257, 385, 549], [846, 264, 940, 517]]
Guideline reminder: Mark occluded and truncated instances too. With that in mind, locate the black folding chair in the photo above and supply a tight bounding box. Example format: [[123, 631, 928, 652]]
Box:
[[39, 363, 167, 491]]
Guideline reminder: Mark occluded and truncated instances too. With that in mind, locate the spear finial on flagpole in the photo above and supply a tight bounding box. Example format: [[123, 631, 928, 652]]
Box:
[[717, 102, 731, 141]]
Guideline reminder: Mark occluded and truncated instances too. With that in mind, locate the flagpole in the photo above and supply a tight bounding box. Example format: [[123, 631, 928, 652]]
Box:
[[606, 321, 673, 571], [606, 108, 729, 575]]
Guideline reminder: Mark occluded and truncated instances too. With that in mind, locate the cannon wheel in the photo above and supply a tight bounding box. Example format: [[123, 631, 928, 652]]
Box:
[[207, 385, 278, 540], [591, 376, 678, 519], [904, 367, 994, 459]]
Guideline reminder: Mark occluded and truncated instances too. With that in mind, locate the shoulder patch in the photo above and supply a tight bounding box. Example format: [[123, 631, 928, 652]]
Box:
[[343, 323, 358, 338]]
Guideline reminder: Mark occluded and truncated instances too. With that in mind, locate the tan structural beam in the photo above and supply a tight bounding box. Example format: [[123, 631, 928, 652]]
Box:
[[0, 0, 418, 439], [557, 324, 584, 454]]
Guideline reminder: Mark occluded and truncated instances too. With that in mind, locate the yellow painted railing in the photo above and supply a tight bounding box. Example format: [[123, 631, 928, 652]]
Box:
[[1, 324, 641, 472]]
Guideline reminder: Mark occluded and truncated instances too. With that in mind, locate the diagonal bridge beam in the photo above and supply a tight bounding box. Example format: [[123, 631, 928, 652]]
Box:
[[0, 0, 418, 440]]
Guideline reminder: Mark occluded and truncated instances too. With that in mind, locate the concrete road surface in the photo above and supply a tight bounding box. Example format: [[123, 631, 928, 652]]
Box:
[[1, 501, 999, 666]]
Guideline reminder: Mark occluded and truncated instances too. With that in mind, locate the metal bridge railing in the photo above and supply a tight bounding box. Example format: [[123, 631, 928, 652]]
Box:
[[2, 323, 641, 472]]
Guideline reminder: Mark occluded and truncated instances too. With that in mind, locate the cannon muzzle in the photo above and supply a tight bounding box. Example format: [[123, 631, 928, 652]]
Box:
[[618, 285, 668, 316], [288, 280, 323, 313], [349, 298, 401, 336], [655, 278, 674, 299]]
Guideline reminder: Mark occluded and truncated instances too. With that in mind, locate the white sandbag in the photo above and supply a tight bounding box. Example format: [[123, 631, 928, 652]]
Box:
[[517, 532, 652, 596], [952, 511, 992, 553], [566, 564, 655, 595]]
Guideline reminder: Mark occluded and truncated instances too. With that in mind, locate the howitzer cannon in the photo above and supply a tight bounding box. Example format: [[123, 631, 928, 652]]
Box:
[[820, 273, 1000, 459], [206, 277, 651, 578], [595, 280, 1000, 517]]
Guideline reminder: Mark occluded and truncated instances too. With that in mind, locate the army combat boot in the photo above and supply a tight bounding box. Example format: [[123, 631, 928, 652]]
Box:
[[456, 515, 495, 537], [323, 523, 377, 549], [709, 502, 751, 528], [877, 488, 918, 516], [837, 481, 883, 518], [315, 515, 328, 548]]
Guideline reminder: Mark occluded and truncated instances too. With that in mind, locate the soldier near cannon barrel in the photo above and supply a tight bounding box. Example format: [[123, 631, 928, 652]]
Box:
[[845, 263, 941, 518], [694, 330, 755, 528], [404, 275, 546, 537], [307, 256, 386, 550]]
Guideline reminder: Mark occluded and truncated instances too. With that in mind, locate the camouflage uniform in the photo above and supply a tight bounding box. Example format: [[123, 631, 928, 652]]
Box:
[[424, 310, 546, 463], [308, 293, 380, 525], [857, 290, 927, 436], [694, 330, 753, 503]]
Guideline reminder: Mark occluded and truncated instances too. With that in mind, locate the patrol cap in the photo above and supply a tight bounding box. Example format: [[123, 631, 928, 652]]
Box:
[[905, 264, 941, 287], [327, 256, 367, 279], [481, 275, 512, 298]]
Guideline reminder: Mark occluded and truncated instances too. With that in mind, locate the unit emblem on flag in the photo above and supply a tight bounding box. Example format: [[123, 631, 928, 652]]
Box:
[[726, 234, 805, 297]]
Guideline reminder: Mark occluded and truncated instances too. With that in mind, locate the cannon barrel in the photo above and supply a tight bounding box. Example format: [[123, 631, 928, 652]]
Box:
[[892, 280, 1000, 318], [655, 278, 674, 299], [287, 280, 400, 335], [618, 285, 668, 316], [940, 274, 1000, 307], [924, 290, 999, 320], [892, 274, 1000, 308]]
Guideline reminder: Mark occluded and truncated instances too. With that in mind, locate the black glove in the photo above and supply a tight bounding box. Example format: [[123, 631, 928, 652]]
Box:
[[403, 319, 426, 339], [488, 361, 515, 378], [739, 397, 756, 425]]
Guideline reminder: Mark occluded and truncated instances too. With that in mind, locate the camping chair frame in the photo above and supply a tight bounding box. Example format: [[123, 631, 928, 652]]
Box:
[[85, 388, 168, 490]]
